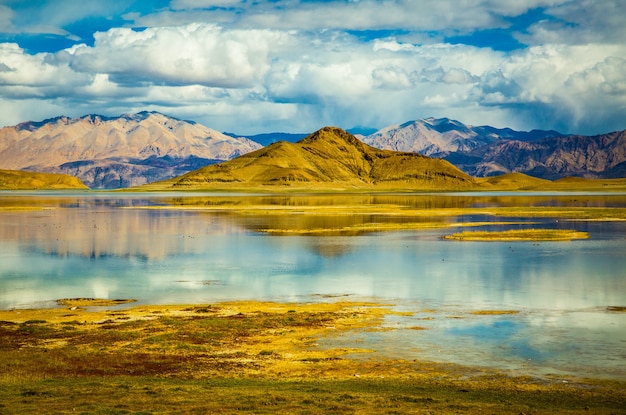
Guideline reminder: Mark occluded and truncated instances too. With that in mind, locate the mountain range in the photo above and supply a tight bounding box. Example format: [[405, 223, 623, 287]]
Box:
[[362, 118, 626, 179], [0, 111, 624, 189], [363, 117, 562, 157], [228, 118, 626, 181], [0, 111, 261, 188]]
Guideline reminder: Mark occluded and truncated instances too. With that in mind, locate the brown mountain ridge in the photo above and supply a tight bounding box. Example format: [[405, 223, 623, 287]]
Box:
[[154, 127, 476, 190]]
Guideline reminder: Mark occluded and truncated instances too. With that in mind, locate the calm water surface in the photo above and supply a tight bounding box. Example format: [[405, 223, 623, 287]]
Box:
[[1, 191, 625, 379]]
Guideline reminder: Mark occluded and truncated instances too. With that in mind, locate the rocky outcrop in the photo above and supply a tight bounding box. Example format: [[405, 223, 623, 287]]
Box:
[[448, 130, 626, 178]]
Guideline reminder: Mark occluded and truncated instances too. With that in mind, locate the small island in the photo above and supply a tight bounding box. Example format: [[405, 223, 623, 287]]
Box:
[[443, 228, 590, 241]]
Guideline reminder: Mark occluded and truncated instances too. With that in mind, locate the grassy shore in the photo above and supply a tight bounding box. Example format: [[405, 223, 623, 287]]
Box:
[[1, 299, 625, 414], [138, 174, 626, 192]]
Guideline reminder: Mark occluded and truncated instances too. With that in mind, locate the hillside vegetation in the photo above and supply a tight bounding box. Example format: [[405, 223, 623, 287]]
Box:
[[153, 127, 476, 190], [0, 169, 87, 190]]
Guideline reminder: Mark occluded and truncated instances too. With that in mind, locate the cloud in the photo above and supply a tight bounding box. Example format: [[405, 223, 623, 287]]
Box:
[[0, 0, 127, 37], [372, 66, 413, 89], [133, 0, 569, 34], [0, 1, 625, 135], [0, 43, 90, 93], [522, 0, 626, 45], [64, 24, 281, 88], [0, 5, 16, 33], [417, 67, 478, 85]]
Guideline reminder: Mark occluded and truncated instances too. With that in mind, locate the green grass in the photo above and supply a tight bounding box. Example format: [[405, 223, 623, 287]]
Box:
[[2, 376, 625, 415]]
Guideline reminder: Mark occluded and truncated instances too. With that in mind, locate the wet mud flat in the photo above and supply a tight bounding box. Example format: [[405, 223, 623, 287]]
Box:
[[1, 299, 625, 414]]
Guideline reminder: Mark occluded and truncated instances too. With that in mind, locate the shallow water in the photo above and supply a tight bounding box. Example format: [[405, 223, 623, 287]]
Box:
[[1, 191, 625, 379]]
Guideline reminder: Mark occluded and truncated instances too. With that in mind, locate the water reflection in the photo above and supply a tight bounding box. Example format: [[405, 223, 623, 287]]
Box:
[[1, 191, 625, 379], [0, 207, 247, 260], [164, 192, 626, 209]]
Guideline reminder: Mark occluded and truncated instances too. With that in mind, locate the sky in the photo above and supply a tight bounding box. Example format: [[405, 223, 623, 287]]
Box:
[[0, 0, 625, 135]]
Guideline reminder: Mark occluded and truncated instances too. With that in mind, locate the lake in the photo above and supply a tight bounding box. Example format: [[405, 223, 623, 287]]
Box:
[[1, 191, 625, 379]]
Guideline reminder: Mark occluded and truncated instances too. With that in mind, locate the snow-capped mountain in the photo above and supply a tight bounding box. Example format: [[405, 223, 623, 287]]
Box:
[[362, 117, 561, 157]]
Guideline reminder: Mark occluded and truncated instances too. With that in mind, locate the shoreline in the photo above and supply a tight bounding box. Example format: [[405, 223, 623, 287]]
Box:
[[1, 299, 625, 414]]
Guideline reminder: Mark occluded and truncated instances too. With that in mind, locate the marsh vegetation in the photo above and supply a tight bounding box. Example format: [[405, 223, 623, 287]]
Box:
[[1, 300, 624, 414]]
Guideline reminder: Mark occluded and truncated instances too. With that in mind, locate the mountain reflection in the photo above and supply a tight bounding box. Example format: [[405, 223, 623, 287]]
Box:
[[0, 205, 246, 260], [164, 193, 626, 209], [3, 192, 626, 260]]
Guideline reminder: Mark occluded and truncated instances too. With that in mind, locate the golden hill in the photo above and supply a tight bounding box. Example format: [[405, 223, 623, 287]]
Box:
[[0, 169, 87, 190], [475, 172, 553, 190], [153, 127, 476, 190]]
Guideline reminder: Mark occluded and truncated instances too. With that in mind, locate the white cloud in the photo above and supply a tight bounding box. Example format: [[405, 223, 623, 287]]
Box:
[[526, 0, 626, 45], [134, 0, 567, 33], [67, 24, 279, 88], [372, 66, 413, 89], [1, 0, 625, 135], [0, 43, 89, 93]]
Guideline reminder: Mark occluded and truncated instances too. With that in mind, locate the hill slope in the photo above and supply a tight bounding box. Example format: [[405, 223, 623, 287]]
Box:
[[0, 112, 261, 188], [158, 127, 475, 190], [0, 169, 87, 190]]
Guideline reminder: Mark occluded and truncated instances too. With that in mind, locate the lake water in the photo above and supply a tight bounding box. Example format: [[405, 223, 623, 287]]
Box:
[[1, 191, 625, 379]]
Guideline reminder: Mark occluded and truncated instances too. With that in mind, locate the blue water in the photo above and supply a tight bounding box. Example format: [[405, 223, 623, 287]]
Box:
[[1, 191, 625, 379]]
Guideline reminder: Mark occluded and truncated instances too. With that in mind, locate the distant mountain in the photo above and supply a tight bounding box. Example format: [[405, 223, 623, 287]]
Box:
[[448, 130, 626, 178], [3, 111, 624, 187], [363, 117, 626, 179], [0, 112, 262, 188], [363, 117, 561, 157], [156, 127, 475, 190], [0, 169, 87, 190]]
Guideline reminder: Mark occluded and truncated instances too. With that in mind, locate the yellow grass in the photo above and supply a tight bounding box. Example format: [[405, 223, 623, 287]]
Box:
[[1, 299, 624, 414], [0, 169, 87, 190], [470, 310, 521, 315], [443, 228, 589, 241]]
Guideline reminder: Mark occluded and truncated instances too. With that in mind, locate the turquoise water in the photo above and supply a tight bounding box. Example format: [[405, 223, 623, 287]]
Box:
[[1, 191, 625, 379]]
